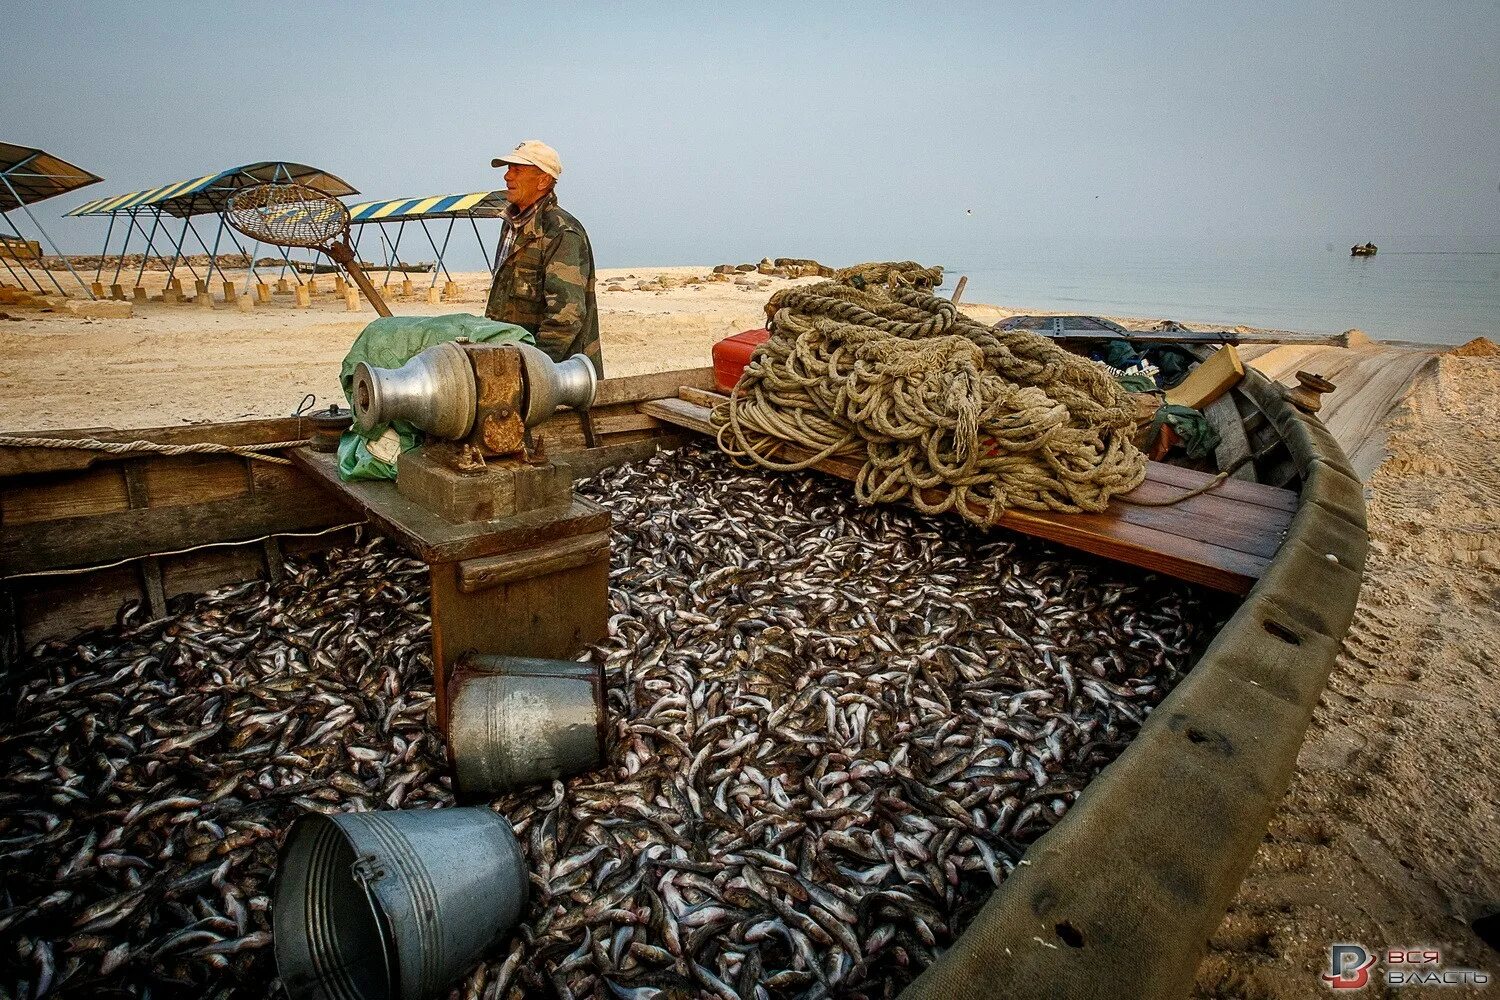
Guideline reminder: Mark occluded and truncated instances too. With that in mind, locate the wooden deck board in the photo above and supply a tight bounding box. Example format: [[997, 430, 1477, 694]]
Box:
[[289, 448, 609, 565], [640, 393, 1296, 595]]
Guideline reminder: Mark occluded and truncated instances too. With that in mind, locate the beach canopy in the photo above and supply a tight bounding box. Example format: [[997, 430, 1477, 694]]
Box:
[[0, 142, 102, 296], [66, 161, 356, 219], [346, 189, 512, 289], [0, 142, 102, 212], [347, 190, 506, 224]]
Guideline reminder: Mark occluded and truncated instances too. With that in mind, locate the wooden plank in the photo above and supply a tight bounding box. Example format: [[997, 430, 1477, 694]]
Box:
[[679, 385, 728, 410], [1203, 394, 1257, 483], [141, 454, 251, 508], [0, 416, 311, 477], [593, 367, 717, 407], [1140, 460, 1296, 511], [536, 400, 669, 452], [160, 545, 265, 601], [290, 448, 610, 564], [0, 464, 131, 525], [15, 564, 141, 648], [1, 490, 350, 577], [596, 412, 662, 435], [458, 530, 611, 592], [1164, 345, 1244, 409], [262, 537, 285, 586], [554, 435, 684, 481], [640, 396, 1293, 594]]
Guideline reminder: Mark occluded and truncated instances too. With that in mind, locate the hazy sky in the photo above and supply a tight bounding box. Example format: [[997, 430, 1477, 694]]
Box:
[[5, 1, 1497, 267]]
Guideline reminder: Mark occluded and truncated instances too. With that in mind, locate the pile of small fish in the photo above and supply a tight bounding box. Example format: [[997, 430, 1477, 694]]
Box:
[[0, 444, 1218, 1000], [0, 542, 448, 999]]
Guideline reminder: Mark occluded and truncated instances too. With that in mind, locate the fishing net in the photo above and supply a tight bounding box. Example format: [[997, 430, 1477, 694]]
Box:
[[713, 262, 1149, 523], [225, 183, 349, 249]]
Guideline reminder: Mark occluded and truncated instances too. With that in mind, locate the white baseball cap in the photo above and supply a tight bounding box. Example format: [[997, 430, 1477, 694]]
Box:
[[491, 140, 562, 179]]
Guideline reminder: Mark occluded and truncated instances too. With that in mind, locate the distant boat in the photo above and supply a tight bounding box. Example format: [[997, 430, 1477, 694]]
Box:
[[1351, 243, 1378, 257]]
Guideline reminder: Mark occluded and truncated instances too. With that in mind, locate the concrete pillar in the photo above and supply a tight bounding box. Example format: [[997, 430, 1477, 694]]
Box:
[[276, 278, 291, 295], [222, 280, 237, 304], [132, 287, 148, 304], [306, 276, 319, 295], [109, 283, 126, 301], [167, 277, 183, 295], [443, 280, 460, 300], [344, 287, 360, 311], [427, 286, 441, 305], [333, 275, 347, 295], [255, 282, 271, 304], [402, 278, 414, 298], [236, 291, 255, 312], [294, 285, 311, 309], [163, 286, 182, 305], [194, 278, 209, 295], [196, 289, 214, 309], [90, 281, 105, 299]]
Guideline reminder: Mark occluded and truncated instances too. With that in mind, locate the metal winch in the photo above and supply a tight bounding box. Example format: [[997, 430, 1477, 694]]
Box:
[[350, 340, 598, 522], [352, 340, 596, 464]]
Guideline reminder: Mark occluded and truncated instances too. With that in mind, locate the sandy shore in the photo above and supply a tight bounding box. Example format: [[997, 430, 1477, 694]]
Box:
[[2, 265, 1496, 994], [0, 267, 823, 432], [0, 265, 1348, 433]]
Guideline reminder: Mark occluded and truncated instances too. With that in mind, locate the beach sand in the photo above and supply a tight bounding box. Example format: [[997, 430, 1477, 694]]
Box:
[[2, 266, 1496, 994]]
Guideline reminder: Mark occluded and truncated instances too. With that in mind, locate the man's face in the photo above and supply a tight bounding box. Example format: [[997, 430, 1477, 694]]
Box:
[[505, 164, 554, 209]]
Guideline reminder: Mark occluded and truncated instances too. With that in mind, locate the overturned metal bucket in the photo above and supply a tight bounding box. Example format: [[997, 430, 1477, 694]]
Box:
[[274, 807, 527, 1000], [447, 654, 607, 800]]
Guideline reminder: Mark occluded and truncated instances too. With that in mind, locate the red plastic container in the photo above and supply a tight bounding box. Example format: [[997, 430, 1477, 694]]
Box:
[[712, 327, 770, 392]]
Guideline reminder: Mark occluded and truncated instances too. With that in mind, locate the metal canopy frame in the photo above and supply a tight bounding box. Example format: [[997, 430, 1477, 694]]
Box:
[[66, 161, 358, 292], [346, 190, 508, 290], [0, 142, 102, 297]]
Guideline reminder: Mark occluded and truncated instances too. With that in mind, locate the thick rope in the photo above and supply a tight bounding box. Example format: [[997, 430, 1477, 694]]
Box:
[[0, 436, 309, 466], [713, 262, 1149, 525]]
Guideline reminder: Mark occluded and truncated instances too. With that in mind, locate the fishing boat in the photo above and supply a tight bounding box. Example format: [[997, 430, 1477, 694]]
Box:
[[1351, 242, 1378, 256], [0, 337, 1365, 998]]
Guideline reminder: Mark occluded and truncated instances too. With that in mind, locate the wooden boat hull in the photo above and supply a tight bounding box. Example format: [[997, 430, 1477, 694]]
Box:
[[0, 361, 1365, 1000]]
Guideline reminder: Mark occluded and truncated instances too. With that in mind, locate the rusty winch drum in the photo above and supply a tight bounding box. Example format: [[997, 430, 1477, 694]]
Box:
[[350, 341, 597, 438]]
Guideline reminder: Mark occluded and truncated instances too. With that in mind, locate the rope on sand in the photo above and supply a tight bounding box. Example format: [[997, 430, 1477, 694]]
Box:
[[712, 261, 1150, 525], [0, 436, 309, 466]]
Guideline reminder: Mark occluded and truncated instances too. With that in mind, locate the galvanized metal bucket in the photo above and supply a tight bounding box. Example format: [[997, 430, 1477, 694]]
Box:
[[273, 807, 527, 1000], [447, 654, 607, 800]]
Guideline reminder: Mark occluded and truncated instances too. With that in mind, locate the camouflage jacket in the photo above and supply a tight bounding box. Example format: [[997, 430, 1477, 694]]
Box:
[[484, 192, 603, 375]]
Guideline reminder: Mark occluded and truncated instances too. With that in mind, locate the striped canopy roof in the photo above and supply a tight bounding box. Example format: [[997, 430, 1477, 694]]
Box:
[[65, 161, 356, 219], [347, 190, 508, 224], [0, 143, 102, 212]]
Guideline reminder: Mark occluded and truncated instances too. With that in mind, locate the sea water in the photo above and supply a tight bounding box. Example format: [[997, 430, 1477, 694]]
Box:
[[937, 247, 1499, 346]]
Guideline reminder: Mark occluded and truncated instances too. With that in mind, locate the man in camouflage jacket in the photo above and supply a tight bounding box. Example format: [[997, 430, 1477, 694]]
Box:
[[485, 140, 603, 375]]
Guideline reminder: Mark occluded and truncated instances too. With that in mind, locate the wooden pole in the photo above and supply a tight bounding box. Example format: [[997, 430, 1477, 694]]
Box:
[[951, 275, 968, 305]]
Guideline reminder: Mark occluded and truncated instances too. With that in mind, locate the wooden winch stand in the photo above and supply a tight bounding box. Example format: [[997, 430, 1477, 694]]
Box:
[[291, 448, 609, 730]]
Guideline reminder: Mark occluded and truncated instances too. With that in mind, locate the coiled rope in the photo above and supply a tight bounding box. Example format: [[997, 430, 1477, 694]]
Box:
[[712, 262, 1149, 525], [0, 436, 308, 466]]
